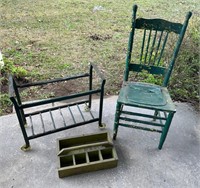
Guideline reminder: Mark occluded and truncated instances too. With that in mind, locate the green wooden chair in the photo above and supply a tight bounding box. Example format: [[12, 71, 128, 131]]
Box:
[[113, 5, 192, 149]]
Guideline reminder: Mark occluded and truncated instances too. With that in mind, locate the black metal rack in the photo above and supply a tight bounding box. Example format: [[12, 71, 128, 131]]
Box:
[[9, 63, 106, 151]]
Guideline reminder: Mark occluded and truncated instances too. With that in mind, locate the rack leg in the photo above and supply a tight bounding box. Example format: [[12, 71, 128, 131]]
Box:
[[21, 144, 31, 151], [88, 64, 93, 109], [98, 78, 106, 129], [84, 103, 90, 112], [13, 102, 31, 151]]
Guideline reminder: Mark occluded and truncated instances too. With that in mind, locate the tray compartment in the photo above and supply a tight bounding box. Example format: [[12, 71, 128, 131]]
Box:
[[57, 132, 118, 178]]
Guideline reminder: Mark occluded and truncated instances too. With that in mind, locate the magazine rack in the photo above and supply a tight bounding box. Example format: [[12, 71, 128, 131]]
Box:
[[9, 63, 106, 151]]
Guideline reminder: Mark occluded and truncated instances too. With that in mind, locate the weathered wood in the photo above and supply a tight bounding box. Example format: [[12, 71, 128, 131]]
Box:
[[9, 63, 106, 150], [57, 132, 118, 178], [114, 4, 192, 149]]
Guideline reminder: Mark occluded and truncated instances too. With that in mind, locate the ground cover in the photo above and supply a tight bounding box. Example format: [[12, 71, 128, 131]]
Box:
[[0, 0, 199, 115]]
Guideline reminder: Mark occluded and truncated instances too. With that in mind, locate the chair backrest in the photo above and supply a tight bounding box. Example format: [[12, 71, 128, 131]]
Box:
[[124, 5, 192, 87]]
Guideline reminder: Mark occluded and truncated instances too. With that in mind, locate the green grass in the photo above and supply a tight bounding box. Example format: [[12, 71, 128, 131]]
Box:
[[0, 0, 200, 115]]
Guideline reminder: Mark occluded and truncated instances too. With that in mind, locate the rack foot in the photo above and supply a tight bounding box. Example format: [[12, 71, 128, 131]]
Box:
[[84, 104, 90, 112], [21, 145, 31, 151], [99, 123, 106, 129], [18, 123, 28, 128]]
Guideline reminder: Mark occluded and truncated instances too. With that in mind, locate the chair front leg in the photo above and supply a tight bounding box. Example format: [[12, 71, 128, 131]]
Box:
[[113, 102, 122, 140], [158, 112, 174, 150]]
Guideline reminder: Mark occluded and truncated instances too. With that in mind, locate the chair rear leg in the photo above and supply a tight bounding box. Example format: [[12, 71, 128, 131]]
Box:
[[158, 112, 174, 149], [153, 110, 159, 121], [113, 102, 122, 140]]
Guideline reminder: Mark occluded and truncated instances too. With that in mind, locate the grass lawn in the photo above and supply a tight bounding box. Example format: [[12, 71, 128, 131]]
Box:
[[0, 0, 199, 115]]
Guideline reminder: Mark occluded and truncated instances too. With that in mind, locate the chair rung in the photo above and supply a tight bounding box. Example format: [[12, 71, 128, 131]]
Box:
[[118, 123, 162, 133], [119, 116, 164, 127], [121, 110, 167, 120]]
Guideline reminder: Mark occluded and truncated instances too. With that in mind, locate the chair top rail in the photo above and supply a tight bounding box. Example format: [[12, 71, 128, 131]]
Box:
[[135, 18, 183, 34]]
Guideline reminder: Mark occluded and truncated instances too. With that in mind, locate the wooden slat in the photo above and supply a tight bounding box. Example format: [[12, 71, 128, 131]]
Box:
[[156, 32, 169, 66], [140, 29, 146, 64], [28, 118, 99, 140], [144, 29, 152, 64], [119, 116, 164, 127], [39, 113, 45, 133], [119, 123, 162, 133], [121, 110, 167, 120], [49, 110, 56, 129], [76, 104, 85, 121], [68, 106, 76, 124], [148, 30, 157, 65], [25, 100, 89, 117], [59, 108, 67, 127]]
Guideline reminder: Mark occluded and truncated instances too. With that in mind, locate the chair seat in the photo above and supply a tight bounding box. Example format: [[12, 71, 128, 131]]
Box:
[[118, 82, 176, 112]]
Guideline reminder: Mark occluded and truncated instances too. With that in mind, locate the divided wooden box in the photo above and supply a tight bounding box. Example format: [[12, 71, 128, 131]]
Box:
[[57, 132, 118, 178]]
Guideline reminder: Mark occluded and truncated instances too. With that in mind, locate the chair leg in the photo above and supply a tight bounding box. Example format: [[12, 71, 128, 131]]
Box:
[[153, 110, 159, 121], [158, 112, 174, 150], [113, 102, 122, 140]]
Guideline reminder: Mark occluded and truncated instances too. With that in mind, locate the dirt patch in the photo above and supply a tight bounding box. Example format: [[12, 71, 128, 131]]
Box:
[[89, 34, 112, 41], [41, 81, 89, 97], [9, 76, 97, 103]]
